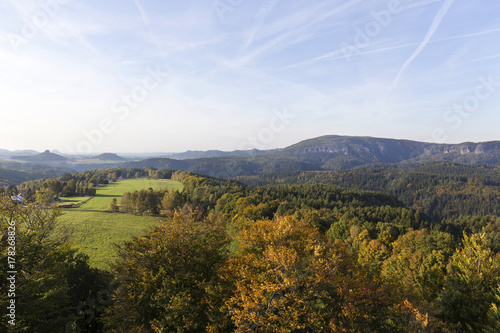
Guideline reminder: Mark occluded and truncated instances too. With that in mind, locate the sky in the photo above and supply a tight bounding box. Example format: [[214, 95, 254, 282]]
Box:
[[0, 0, 499, 154]]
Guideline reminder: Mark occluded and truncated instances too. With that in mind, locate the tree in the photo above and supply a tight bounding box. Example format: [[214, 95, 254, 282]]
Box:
[[382, 229, 455, 303], [104, 208, 231, 332], [226, 215, 411, 332], [109, 198, 118, 213], [0, 193, 110, 332], [160, 189, 184, 212], [439, 233, 500, 331], [120, 192, 131, 213], [484, 285, 500, 332]]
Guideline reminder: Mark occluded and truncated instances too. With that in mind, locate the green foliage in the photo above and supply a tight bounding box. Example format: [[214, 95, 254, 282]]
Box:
[[2, 165, 500, 331], [105, 208, 231, 332], [439, 233, 500, 332], [160, 188, 185, 212], [57, 178, 182, 268], [236, 163, 500, 223], [382, 229, 456, 302], [109, 198, 118, 213], [0, 193, 110, 332], [226, 215, 434, 332]]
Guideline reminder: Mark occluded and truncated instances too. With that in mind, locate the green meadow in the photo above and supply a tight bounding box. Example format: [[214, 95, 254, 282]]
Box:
[[57, 178, 183, 269]]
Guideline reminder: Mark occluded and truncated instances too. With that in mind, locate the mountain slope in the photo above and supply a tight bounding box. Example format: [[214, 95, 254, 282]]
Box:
[[277, 136, 500, 168], [163, 148, 277, 160], [0, 149, 39, 157], [3, 136, 500, 182], [15, 150, 67, 162], [94, 153, 126, 161], [121, 136, 500, 177]]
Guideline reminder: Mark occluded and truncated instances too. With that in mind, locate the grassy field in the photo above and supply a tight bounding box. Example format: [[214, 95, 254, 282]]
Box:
[[59, 196, 90, 205], [58, 178, 183, 269]]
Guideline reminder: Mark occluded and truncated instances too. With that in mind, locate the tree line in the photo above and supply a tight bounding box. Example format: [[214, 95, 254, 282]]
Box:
[[236, 163, 500, 222]]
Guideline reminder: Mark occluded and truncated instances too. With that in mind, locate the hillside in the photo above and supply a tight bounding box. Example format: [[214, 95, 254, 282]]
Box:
[[15, 149, 67, 162], [267, 136, 500, 169], [120, 136, 500, 178], [163, 148, 277, 159], [0, 163, 72, 186], [0, 148, 38, 157], [236, 163, 500, 223], [2, 136, 500, 184], [94, 153, 126, 161]]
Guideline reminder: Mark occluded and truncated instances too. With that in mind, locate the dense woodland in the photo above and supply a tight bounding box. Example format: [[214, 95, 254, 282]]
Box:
[[0, 162, 70, 188], [1, 165, 500, 331], [237, 163, 500, 221]]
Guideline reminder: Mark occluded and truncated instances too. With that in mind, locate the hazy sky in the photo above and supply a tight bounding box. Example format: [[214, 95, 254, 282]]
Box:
[[0, 0, 499, 153]]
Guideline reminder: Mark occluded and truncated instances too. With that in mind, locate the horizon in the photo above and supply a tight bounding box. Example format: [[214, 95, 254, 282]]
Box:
[[1, 1, 499, 153], [3, 134, 500, 155]]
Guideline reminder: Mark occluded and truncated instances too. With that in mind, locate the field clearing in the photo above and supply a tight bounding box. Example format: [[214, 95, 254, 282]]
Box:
[[59, 196, 90, 205], [58, 178, 183, 269]]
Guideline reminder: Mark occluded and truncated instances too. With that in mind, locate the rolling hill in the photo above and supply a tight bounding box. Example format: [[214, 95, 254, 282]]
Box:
[[94, 153, 126, 161], [162, 148, 277, 160], [15, 150, 67, 162], [0, 148, 39, 157], [3, 136, 500, 184], [121, 136, 500, 177]]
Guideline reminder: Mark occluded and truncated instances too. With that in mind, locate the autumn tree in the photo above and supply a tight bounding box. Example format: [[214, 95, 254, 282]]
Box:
[[160, 189, 184, 212], [382, 229, 456, 303], [438, 233, 500, 332], [104, 208, 231, 332], [226, 215, 414, 332]]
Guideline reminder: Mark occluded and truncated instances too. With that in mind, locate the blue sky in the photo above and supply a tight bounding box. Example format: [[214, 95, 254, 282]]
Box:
[[0, 0, 499, 153]]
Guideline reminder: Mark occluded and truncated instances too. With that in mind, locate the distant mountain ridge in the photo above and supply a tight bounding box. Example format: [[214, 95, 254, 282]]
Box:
[[15, 150, 67, 162], [278, 136, 500, 169], [0, 149, 39, 157], [94, 153, 126, 161], [3, 136, 500, 180], [162, 148, 278, 160], [122, 136, 500, 177]]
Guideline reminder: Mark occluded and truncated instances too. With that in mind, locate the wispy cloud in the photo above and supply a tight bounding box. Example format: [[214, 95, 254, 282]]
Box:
[[401, 0, 443, 11], [235, 0, 362, 67], [244, 0, 281, 49], [132, 0, 150, 26], [472, 53, 500, 63], [444, 40, 476, 68], [281, 39, 412, 70], [54, 18, 103, 57]]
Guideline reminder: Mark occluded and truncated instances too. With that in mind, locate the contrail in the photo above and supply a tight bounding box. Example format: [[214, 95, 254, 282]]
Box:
[[132, 0, 150, 25], [283, 27, 500, 70], [389, 0, 455, 92], [131, 0, 172, 73], [244, 0, 281, 49]]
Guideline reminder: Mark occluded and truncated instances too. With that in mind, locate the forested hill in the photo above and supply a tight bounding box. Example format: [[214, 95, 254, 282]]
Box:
[[16, 149, 67, 162], [276, 136, 500, 167], [122, 136, 500, 177], [2, 135, 500, 185], [162, 148, 277, 159], [2, 135, 500, 183], [236, 163, 500, 223], [0, 163, 72, 187]]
